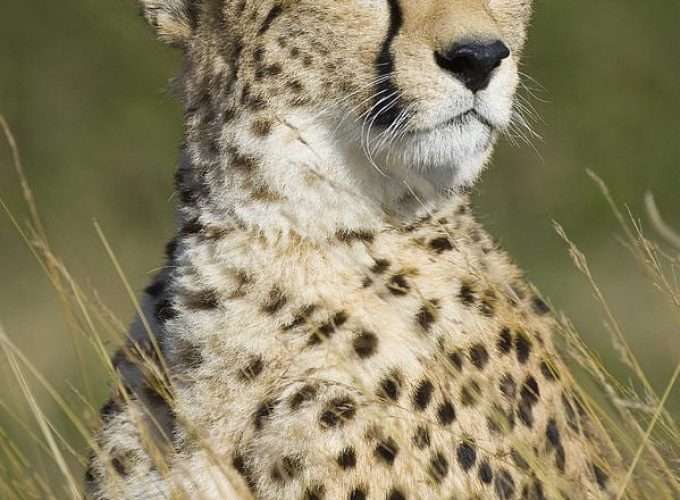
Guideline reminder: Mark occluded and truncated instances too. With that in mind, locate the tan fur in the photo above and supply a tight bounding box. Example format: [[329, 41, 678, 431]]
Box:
[[86, 1, 621, 499]]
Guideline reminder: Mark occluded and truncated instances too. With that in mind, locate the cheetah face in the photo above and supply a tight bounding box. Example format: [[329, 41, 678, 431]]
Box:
[[143, 0, 532, 188]]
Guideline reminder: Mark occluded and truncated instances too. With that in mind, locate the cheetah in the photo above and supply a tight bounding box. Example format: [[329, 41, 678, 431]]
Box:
[[86, 1, 621, 499]]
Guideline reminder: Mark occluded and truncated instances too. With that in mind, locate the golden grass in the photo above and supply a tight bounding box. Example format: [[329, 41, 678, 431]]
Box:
[[1, 116, 679, 499]]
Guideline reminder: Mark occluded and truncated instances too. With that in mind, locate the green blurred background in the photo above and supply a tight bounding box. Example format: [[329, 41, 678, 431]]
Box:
[[0, 0, 678, 490]]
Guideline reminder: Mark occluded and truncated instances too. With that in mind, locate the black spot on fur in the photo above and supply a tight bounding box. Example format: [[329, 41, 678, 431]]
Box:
[[510, 449, 529, 471], [457, 442, 477, 472], [287, 79, 304, 93], [487, 404, 516, 435], [521, 376, 540, 403], [378, 373, 401, 401], [429, 237, 454, 253], [480, 291, 497, 317], [526, 480, 547, 500], [540, 360, 560, 382], [518, 398, 534, 428], [371, 258, 391, 274], [251, 118, 272, 136], [416, 304, 436, 332], [375, 438, 399, 465], [180, 217, 204, 235], [592, 464, 609, 491], [262, 287, 287, 314], [448, 350, 464, 371], [494, 469, 515, 499], [253, 46, 265, 63], [459, 281, 476, 305], [254, 399, 277, 430], [232, 453, 257, 492], [100, 398, 122, 423], [387, 488, 406, 500], [497, 327, 513, 354], [556, 444, 566, 473], [479, 461, 494, 484], [413, 426, 431, 449], [387, 274, 410, 296], [155, 298, 178, 322], [84, 462, 96, 484], [349, 487, 367, 500], [304, 484, 325, 500], [515, 332, 532, 364], [231, 151, 256, 172], [175, 338, 204, 370], [283, 305, 317, 331], [334, 311, 349, 326], [239, 355, 264, 382], [531, 296, 551, 316], [429, 452, 449, 482], [413, 379, 434, 411], [546, 418, 561, 448], [315, 311, 349, 342], [562, 393, 579, 433], [337, 447, 357, 469], [353, 331, 378, 359], [499, 373, 517, 400], [437, 400, 456, 425], [111, 456, 128, 477], [320, 397, 356, 428], [469, 344, 490, 370], [518, 376, 540, 428], [265, 63, 282, 76], [290, 384, 318, 410], [185, 289, 220, 310], [461, 381, 481, 407], [337, 230, 375, 244], [165, 238, 178, 260], [271, 455, 303, 482]]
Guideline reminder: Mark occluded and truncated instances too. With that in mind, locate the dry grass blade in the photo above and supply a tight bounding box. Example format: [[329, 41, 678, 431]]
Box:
[[1, 115, 93, 400], [93, 221, 170, 379], [554, 221, 657, 398], [553, 174, 680, 497], [0, 324, 81, 499], [617, 361, 680, 499], [0, 115, 48, 244], [645, 192, 680, 250]]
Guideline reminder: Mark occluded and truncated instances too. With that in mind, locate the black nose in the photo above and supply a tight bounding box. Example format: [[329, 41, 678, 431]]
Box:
[[435, 40, 511, 92]]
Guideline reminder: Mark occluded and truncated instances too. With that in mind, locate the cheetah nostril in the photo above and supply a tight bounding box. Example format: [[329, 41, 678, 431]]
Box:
[[435, 40, 510, 93]]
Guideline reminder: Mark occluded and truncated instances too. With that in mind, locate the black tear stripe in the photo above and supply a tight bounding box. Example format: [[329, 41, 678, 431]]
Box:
[[372, 0, 405, 127]]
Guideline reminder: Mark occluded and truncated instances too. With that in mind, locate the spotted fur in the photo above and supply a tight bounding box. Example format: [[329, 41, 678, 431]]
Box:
[[87, 1, 620, 499]]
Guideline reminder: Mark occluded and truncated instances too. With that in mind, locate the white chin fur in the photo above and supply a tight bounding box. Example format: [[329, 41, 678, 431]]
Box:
[[364, 117, 498, 191], [384, 118, 496, 169]]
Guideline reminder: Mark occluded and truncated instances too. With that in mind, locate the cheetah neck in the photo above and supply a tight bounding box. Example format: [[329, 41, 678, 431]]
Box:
[[177, 108, 466, 244]]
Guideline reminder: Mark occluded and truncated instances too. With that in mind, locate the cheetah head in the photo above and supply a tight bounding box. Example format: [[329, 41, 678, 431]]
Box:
[[141, 0, 532, 191]]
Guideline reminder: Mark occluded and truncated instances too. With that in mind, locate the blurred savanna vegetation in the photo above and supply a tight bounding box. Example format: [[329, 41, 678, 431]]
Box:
[[0, 0, 679, 497]]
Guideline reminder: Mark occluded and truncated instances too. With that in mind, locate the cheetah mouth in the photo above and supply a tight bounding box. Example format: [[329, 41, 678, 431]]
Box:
[[406, 109, 495, 136]]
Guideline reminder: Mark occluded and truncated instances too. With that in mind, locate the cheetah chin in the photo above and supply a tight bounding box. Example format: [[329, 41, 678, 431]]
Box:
[[86, 1, 622, 499]]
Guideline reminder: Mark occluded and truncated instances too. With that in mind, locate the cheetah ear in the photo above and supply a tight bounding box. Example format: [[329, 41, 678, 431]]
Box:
[[139, 0, 198, 47]]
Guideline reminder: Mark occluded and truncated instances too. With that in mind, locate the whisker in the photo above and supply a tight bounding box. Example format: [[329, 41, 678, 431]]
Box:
[[360, 91, 402, 176]]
